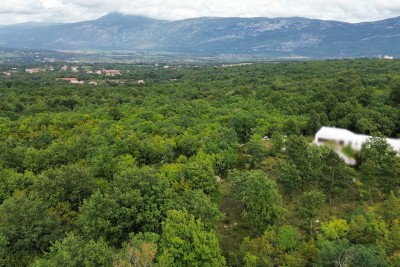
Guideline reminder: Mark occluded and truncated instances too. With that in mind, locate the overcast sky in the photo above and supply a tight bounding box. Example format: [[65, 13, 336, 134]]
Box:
[[0, 0, 399, 25]]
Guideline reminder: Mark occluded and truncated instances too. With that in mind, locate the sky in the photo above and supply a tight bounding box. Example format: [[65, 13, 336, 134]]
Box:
[[0, 0, 399, 25]]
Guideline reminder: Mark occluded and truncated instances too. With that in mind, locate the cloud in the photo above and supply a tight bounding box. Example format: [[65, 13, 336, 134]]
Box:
[[0, 0, 45, 14], [0, 0, 399, 25]]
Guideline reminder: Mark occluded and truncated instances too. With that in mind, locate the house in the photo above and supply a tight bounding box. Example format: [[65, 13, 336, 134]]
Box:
[[313, 126, 400, 159], [25, 68, 41, 74], [104, 70, 121, 76], [57, 78, 85, 84]]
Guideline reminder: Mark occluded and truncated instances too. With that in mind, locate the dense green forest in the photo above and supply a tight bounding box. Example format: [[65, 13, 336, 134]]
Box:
[[0, 59, 400, 266]]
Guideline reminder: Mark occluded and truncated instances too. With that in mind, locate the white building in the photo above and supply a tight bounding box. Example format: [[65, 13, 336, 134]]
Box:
[[313, 126, 400, 157]]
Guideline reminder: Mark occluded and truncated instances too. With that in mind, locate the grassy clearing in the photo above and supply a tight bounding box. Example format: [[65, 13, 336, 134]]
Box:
[[216, 180, 258, 266]]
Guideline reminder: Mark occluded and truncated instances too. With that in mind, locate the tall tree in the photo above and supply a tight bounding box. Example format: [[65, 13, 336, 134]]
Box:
[[360, 137, 400, 195], [239, 170, 285, 230], [158, 210, 226, 266], [277, 161, 302, 201], [34, 163, 95, 210], [298, 190, 325, 232], [245, 133, 268, 168], [318, 146, 354, 204], [0, 191, 63, 265], [32, 233, 115, 267], [389, 82, 400, 106]]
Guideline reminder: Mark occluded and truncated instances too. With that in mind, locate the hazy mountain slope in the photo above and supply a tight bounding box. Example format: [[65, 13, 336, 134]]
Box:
[[0, 22, 60, 36], [0, 13, 399, 58]]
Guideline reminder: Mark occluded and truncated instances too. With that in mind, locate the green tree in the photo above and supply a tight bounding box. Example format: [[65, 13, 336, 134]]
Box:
[[0, 191, 63, 265], [158, 210, 226, 266], [32, 233, 115, 267], [277, 161, 302, 201], [181, 158, 220, 199], [77, 191, 137, 246], [283, 136, 319, 191], [240, 225, 306, 267], [376, 191, 400, 222], [360, 158, 377, 204], [360, 137, 400, 195], [0, 169, 34, 203], [317, 238, 351, 267], [114, 232, 159, 267], [381, 218, 400, 255], [345, 244, 388, 267], [317, 239, 387, 267], [34, 163, 95, 210], [348, 213, 388, 245], [318, 146, 354, 204], [78, 166, 174, 246], [239, 229, 278, 267], [239, 170, 285, 230], [269, 131, 285, 154], [389, 82, 400, 106], [278, 225, 299, 252], [175, 190, 223, 230], [0, 233, 7, 267], [228, 113, 256, 143], [298, 190, 325, 232], [320, 217, 349, 240], [245, 133, 268, 168], [112, 166, 175, 233]]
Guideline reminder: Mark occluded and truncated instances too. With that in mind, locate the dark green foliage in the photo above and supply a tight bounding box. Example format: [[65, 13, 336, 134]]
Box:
[[360, 137, 400, 195], [77, 190, 139, 246], [298, 190, 326, 232], [318, 147, 355, 203], [0, 169, 34, 203], [240, 225, 307, 267], [32, 233, 115, 267], [280, 136, 316, 191], [0, 191, 64, 265], [347, 213, 388, 245], [158, 209, 226, 266], [245, 133, 268, 168], [115, 232, 159, 266], [0, 233, 7, 267], [376, 191, 400, 222], [234, 170, 285, 230], [277, 161, 302, 200], [278, 225, 299, 252], [317, 239, 387, 267], [229, 113, 256, 143], [278, 139, 354, 203], [175, 190, 223, 230], [77, 166, 175, 246], [389, 82, 400, 106], [34, 163, 95, 210]]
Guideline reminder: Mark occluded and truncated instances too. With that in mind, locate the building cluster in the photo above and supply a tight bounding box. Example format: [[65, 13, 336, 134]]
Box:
[[4, 64, 149, 85]]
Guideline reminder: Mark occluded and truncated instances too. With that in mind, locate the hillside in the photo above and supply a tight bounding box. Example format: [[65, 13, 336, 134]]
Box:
[[0, 13, 399, 58]]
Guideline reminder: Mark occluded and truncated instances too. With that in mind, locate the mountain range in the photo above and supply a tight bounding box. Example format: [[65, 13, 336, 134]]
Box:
[[0, 13, 399, 59]]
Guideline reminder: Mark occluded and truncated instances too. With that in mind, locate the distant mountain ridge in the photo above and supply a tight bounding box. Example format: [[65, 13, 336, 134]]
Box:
[[0, 13, 399, 58]]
